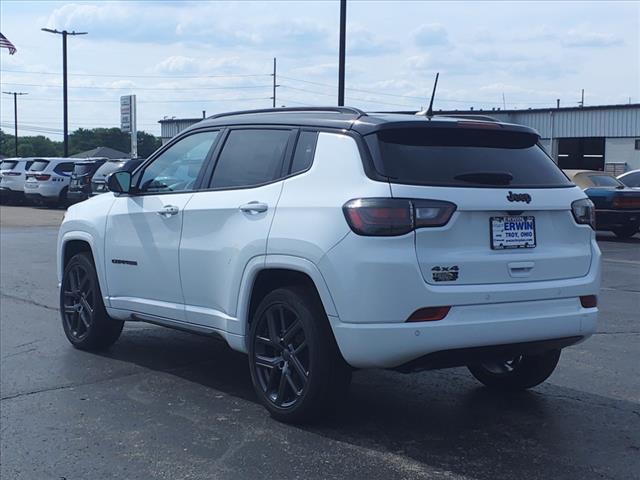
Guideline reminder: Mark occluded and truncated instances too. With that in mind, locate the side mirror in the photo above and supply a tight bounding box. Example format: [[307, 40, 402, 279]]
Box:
[[106, 171, 132, 194]]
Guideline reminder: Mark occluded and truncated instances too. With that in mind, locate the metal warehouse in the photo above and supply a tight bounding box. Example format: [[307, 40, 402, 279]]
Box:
[[159, 103, 640, 173]]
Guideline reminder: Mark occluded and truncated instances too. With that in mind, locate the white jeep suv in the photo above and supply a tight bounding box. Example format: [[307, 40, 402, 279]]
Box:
[[57, 107, 600, 423]]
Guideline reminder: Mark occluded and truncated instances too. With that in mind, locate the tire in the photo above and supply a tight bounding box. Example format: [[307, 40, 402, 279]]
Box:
[[467, 349, 561, 391], [248, 286, 351, 424], [60, 252, 124, 351], [612, 226, 638, 239]]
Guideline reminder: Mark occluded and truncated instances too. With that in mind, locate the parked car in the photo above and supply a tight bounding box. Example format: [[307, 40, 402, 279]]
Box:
[[68, 158, 108, 203], [90, 158, 143, 196], [57, 107, 600, 423], [617, 169, 640, 189], [565, 169, 640, 238], [24, 158, 78, 206], [0, 158, 34, 203]]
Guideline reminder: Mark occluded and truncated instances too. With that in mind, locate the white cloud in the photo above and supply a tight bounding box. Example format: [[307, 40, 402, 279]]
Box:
[[563, 28, 623, 47], [412, 24, 449, 46]]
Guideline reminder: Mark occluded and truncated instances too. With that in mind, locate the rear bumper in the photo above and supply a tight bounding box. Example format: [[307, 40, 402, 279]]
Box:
[[329, 298, 598, 369], [0, 187, 24, 199], [596, 209, 640, 229], [24, 183, 63, 200]]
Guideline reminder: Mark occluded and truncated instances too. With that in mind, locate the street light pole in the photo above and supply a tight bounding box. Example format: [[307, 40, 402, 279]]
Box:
[[338, 0, 347, 106], [41, 28, 88, 157], [2, 91, 28, 156]]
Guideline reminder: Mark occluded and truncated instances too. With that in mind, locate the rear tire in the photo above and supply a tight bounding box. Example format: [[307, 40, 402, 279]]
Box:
[[468, 349, 561, 391], [612, 226, 638, 239], [248, 286, 351, 424], [60, 252, 124, 351]]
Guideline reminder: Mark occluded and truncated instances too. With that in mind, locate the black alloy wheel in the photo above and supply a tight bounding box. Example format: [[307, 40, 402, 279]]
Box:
[[62, 260, 96, 341], [252, 303, 310, 408], [248, 287, 351, 423], [60, 253, 123, 350]]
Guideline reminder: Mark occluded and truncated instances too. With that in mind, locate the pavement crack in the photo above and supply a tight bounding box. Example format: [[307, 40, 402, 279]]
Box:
[[0, 291, 58, 312], [594, 331, 640, 335]]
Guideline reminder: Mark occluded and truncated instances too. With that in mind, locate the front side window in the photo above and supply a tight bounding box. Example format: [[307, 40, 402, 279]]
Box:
[[210, 129, 291, 189], [138, 131, 218, 194]]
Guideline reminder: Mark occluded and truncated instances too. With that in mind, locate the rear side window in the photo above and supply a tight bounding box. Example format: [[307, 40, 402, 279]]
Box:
[[54, 163, 75, 175], [29, 160, 50, 172], [290, 131, 318, 174], [366, 127, 571, 188], [210, 129, 290, 188], [1, 161, 18, 170]]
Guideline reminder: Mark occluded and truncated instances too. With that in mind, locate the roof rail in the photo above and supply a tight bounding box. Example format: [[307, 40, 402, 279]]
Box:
[[208, 106, 368, 120], [433, 113, 499, 122]]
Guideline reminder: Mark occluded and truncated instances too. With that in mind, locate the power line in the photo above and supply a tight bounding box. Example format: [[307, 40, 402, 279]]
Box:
[[1, 96, 273, 104], [1, 82, 272, 91], [0, 68, 271, 79]]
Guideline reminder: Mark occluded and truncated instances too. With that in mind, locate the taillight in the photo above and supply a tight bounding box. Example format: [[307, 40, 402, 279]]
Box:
[[4, 171, 20, 176], [580, 295, 597, 308], [571, 198, 595, 230], [407, 306, 451, 322], [35, 174, 51, 181], [613, 197, 640, 209], [343, 198, 456, 236]]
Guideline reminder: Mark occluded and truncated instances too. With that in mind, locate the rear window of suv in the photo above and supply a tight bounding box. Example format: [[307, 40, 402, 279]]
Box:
[[29, 160, 50, 172], [73, 163, 97, 176], [1, 160, 18, 170], [365, 127, 571, 188], [93, 161, 126, 180]]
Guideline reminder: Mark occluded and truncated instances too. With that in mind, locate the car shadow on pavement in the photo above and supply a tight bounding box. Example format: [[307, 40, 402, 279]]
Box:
[[95, 324, 640, 480], [596, 232, 640, 244]]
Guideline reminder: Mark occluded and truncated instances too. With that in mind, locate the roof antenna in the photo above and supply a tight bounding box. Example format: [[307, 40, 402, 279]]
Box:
[[425, 72, 439, 118]]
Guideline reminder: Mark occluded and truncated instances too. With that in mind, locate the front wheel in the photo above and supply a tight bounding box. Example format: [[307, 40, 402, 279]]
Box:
[[612, 226, 638, 239], [248, 287, 351, 424], [467, 349, 561, 391], [60, 252, 124, 350]]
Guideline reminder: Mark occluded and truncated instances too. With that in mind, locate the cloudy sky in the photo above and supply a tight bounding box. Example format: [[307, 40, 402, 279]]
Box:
[[1, 0, 638, 138]]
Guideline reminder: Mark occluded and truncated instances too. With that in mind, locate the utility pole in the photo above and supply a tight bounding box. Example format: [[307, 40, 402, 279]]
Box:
[[2, 91, 28, 156], [41, 28, 88, 157], [578, 88, 584, 108], [338, 0, 347, 106], [271, 57, 279, 108]]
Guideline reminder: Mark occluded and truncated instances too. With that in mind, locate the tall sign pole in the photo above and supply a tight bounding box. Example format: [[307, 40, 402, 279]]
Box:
[[121, 95, 137, 158], [338, 0, 347, 106]]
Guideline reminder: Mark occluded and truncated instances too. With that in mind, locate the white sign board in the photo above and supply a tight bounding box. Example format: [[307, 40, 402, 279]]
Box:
[[120, 95, 137, 158], [120, 95, 135, 133]]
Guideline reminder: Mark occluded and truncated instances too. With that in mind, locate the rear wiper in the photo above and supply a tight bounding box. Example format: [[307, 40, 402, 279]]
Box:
[[453, 171, 514, 186]]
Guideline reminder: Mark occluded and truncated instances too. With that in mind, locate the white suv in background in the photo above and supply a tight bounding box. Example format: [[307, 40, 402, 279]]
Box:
[[24, 157, 78, 206], [0, 158, 34, 202], [57, 107, 600, 423]]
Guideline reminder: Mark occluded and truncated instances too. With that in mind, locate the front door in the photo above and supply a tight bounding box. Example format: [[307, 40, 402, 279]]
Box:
[[104, 130, 219, 320]]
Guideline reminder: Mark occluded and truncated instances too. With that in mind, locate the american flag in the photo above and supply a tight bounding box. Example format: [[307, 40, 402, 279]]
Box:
[[0, 33, 17, 55]]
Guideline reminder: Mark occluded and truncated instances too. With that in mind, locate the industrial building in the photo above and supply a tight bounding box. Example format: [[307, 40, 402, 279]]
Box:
[[159, 103, 640, 173]]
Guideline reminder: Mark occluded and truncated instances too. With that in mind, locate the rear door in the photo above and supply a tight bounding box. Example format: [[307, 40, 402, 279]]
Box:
[[104, 131, 219, 320], [367, 124, 592, 285], [179, 127, 294, 331]]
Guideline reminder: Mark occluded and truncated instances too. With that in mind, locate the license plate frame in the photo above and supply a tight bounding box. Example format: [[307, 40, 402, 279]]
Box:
[[490, 215, 536, 250]]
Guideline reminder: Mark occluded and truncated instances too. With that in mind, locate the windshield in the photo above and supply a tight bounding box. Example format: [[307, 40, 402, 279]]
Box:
[[0, 160, 18, 170], [73, 163, 97, 175], [366, 127, 571, 188], [93, 161, 126, 180], [29, 160, 50, 172]]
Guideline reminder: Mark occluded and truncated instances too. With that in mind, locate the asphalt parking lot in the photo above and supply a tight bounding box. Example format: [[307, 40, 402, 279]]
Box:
[[1, 204, 639, 480]]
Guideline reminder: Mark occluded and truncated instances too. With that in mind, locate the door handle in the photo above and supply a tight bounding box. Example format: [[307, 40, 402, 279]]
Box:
[[157, 205, 180, 217], [239, 201, 268, 214], [508, 261, 534, 278]]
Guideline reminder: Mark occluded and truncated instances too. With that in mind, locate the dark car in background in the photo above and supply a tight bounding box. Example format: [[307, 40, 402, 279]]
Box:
[[565, 169, 640, 238], [617, 169, 640, 189], [68, 158, 107, 202], [90, 158, 144, 196]]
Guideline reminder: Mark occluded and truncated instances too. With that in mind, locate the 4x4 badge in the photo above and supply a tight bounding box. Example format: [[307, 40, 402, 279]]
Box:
[[506, 191, 531, 203]]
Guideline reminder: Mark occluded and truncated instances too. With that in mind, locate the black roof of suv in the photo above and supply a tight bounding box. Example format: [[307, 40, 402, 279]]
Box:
[[188, 106, 539, 137]]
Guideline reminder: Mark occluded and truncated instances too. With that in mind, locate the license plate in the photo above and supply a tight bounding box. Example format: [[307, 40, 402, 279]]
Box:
[[490, 216, 536, 250]]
